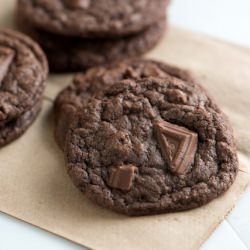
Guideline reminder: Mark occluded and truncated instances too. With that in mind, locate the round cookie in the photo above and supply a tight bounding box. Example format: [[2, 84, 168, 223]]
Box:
[[65, 78, 238, 216], [54, 59, 216, 150], [17, 18, 166, 72], [0, 29, 48, 146], [17, 0, 169, 38]]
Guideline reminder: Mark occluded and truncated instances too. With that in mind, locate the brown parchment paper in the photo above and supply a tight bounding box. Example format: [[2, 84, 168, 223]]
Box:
[[1, 1, 250, 250]]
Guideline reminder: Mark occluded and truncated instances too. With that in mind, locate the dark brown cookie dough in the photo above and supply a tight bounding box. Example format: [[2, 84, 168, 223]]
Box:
[[17, 0, 169, 38], [65, 78, 238, 216], [54, 59, 215, 150], [0, 29, 47, 125], [16, 17, 166, 72], [0, 29, 47, 147], [0, 99, 42, 147]]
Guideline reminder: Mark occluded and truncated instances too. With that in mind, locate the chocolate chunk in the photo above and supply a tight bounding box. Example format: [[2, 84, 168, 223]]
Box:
[[64, 0, 90, 9], [108, 165, 137, 191], [0, 47, 15, 85], [154, 119, 198, 175]]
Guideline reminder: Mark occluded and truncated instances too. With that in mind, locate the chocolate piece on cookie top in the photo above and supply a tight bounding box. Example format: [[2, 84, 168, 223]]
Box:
[[108, 165, 137, 191], [65, 78, 238, 215], [54, 59, 217, 151], [154, 119, 198, 175]]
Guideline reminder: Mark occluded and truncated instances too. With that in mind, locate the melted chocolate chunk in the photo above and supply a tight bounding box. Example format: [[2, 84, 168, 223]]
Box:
[[154, 119, 198, 175], [0, 47, 15, 85], [108, 165, 137, 191]]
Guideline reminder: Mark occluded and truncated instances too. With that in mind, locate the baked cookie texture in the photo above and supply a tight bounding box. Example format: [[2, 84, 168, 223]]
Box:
[[16, 1, 169, 72], [17, 0, 169, 37], [0, 29, 48, 147], [0, 100, 42, 146], [54, 59, 217, 150], [16, 16, 166, 72], [64, 77, 238, 216]]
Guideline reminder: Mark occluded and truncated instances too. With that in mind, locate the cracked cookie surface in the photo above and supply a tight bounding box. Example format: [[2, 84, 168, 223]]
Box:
[[54, 59, 214, 150], [0, 29, 47, 147], [16, 16, 166, 72], [17, 0, 169, 37], [0, 29, 47, 125], [65, 78, 238, 215]]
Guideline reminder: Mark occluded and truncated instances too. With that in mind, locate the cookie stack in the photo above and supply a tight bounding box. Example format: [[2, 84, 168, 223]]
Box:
[[54, 59, 238, 216], [0, 29, 48, 147], [16, 0, 169, 72]]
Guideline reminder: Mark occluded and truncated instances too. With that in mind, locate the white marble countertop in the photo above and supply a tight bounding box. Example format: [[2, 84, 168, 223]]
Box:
[[1, 0, 250, 249]]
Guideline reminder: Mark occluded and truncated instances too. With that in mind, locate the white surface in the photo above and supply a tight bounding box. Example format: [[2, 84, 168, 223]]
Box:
[[201, 221, 248, 250], [0, 213, 83, 250], [201, 187, 250, 250], [1, 1, 250, 249], [169, 0, 250, 47], [227, 187, 250, 249]]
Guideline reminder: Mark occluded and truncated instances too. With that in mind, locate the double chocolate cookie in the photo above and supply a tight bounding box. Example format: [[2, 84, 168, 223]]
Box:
[[17, 0, 169, 37], [17, 18, 166, 72], [16, 1, 169, 72], [54, 59, 216, 150], [0, 29, 48, 147], [65, 78, 238, 216]]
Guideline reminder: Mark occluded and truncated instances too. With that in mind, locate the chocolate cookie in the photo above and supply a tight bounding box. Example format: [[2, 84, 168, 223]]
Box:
[[0, 99, 42, 146], [65, 78, 238, 216], [16, 17, 166, 72], [17, 0, 169, 38], [54, 59, 215, 150], [0, 29, 48, 147]]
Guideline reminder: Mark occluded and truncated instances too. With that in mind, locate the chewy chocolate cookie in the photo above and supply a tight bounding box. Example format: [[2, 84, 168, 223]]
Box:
[[54, 59, 215, 150], [0, 29, 47, 147], [17, 0, 169, 38], [17, 17, 166, 72], [65, 78, 238, 216]]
